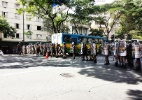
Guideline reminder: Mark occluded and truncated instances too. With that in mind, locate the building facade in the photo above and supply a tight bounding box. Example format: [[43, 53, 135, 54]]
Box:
[[0, 0, 47, 42], [0, 0, 48, 53]]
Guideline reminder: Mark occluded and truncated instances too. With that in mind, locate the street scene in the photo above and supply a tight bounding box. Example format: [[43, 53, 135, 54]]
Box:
[[0, 55, 142, 100], [0, 0, 142, 100]]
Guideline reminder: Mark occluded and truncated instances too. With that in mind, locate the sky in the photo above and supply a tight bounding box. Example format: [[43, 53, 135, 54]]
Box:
[[95, 0, 114, 5]]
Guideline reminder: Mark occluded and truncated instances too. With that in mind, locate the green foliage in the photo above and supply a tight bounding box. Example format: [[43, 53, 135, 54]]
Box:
[[89, 29, 103, 36], [17, 0, 69, 33], [91, 2, 123, 40], [117, 0, 142, 39], [0, 16, 16, 37], [69, 0, 95, 34], [24, 30, 33, 35]]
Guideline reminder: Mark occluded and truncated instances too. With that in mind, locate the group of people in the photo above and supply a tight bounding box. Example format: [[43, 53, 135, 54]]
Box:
[[112, 40, 142, 70], [17, 42, 51, 56], [17, 40, 142, 71]]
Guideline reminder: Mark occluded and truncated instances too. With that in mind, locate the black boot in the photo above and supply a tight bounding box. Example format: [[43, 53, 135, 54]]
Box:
[[115, 62, 118, 66], [94, 59, 97, 63]]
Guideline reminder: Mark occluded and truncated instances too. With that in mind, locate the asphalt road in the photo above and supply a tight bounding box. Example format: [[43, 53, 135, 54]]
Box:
[[0, 55, 142, 100]]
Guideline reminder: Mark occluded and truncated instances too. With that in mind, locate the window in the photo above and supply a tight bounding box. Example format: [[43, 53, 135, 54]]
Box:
[[15, 13, 20, 19], [15, 23, 19, 29], [2, 12, 8, 18], [16, 33, 19, 38], [27, 24, 31, 30], [37, 34, 42, 39], [71, 38, 77, 44], [78, 36, 84, 43], [98, 39, 103, 44], [94, 39, 99, 43], [2, 1, 8, 8], [37, 26, 41, 30], [3, 34, 8, 38], [82, 37, 87, 43], [15, 3, 20, 9], [63, 35, 71, 43]]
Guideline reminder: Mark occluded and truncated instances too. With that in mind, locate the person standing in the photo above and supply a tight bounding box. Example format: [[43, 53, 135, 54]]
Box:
[[50, 43, 54, 57], [126, 42, 133, 68], [90, 41, 97, 63], [103, 42, 110, 65], [133, 41, 141, 70], [55, 43, 59, 58], [71, 42, 75, 59], [113, 41, 119, 66], [80, 42, 84, 60], [36, 43, 40, 56], [119, 40, 127, 68], [62, 42, 67, 58], [17, 42, 22, 55], [80, 42, 87, 61]]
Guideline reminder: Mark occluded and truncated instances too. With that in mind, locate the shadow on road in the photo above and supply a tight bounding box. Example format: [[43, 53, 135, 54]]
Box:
[[0, 55, 142, 85], [127, 89, 142, 100], [77, 56, 142, 85], [79, 64, 142, 84], [0, 55, 90, 69]]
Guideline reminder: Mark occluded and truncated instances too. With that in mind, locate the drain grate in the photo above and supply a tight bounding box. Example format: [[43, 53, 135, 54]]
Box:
[[60, 73, 75, 78]]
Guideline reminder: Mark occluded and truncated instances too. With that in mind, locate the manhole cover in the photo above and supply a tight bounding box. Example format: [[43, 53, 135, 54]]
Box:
[[60, 73, 75, 78]]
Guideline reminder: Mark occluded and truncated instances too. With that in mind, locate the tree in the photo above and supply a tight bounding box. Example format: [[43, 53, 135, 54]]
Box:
[[89, 29, 103, 36], [116, 0, 142, 39], [17, 0, 70, 33], [69, 0, 95, 34], [92, 2, 123, 40], [68, 0, 123, 39], [0, 16, 16, 38]]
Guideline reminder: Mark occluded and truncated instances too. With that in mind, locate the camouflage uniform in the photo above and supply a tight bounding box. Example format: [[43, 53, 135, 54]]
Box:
[[113, 41, 119, 66], [90, 42, 97, 63], [133, 42, 141, 70], [103, 42, 110, 65], [71, 42, 75, 59], [62, 42, 67, 58], [119, 41, 127, 68]]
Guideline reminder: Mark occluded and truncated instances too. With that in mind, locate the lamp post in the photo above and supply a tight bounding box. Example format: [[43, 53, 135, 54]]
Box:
[[22, 5, 25, 44]]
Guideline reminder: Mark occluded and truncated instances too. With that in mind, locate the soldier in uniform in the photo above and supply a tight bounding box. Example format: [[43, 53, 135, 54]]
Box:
[[55, 43, 59, 58], [80, 42, 85, 61], [119, 40, 127, 68], [90, 41, 97, 63], [113, 41, 119, 66], [80, 42, 86, 61], [50, 43, 54, 57], [17, 42, 22, 55], [103, 42, 110, 65], [62, 42, 67, 58], [71, 42, 75, 59], [58, 45, 62, 57], [36, 43, 40, 56], [22, 45, 25, 54], [133, 41, 141, 70], [82, 43, 88, 61], [42, 44, 46, 56], [126, 42, 133, 68]]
